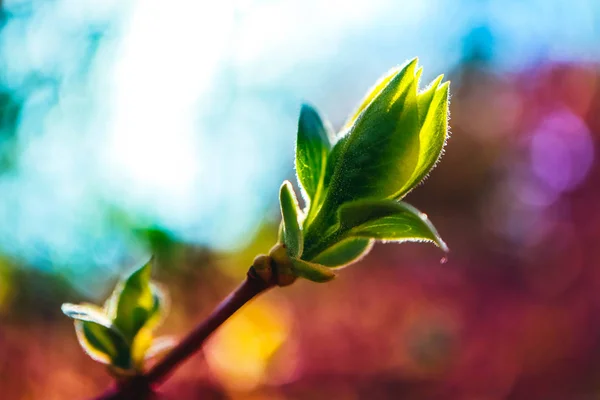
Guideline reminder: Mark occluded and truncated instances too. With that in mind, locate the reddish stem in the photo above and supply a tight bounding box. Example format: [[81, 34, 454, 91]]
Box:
[[147, 268, 273, 384], [93, 267, 274, 399]]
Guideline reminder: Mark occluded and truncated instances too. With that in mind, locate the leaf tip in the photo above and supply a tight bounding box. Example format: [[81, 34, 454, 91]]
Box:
[[299, 103, 316, 119], [438, 238, 450, 253], [279, 181, 304, 258], [404, 57, 419, 75], [280, 180, 293, 194], [417, 211, 449, 253], [437, 80, 451, 96], [61, 303, 77, 318], [426, 74, 445, 92], [127, 257, 153, 282], [415, 67, 424, 87]]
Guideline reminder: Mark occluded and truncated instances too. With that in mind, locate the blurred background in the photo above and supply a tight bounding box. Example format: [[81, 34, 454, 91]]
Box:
[[1, 0, 600, 398]]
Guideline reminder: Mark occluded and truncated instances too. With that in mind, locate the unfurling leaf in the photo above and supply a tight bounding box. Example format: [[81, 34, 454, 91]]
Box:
[[279, 59, 450, 279], [62, 303, 112, 325], [130, 327, 153, 368], [338, 199, 448, 252], [314, 60, 449, 230], [76, 320, 131, 369], [320, 58, 421, 213], [146, 283, 169, 330], [341, 66, 402, 131], [113, 259, 155, 341], [311, 237, 373, 268], [128, 284, 170, 368], [61, 304, 131, 368], [290, 257, 336, 283], [397, 77, 450, 197], [296, 104, 333, 220], [62, 258, 170, 374], [279, 181, 304, 258]]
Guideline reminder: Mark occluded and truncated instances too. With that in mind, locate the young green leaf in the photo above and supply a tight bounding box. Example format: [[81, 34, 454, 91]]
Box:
[[290, 257, 336, 283], [130, 327, 153, 368], [113, 259, 155, 341], [103, 285, 120, 320], [417, 75, 444, 127], [103, 272, 167, 333], [62, 303, 131, 369], [62, 303, 113, 325], [62, 259, 172, 373], [341, 65, 404, 131], [319, 59, 421, 214], [287, 61, 450, 278], [75, 320, 131, 369], [296, 104, 334, 217], [395, 79, 450, 197], [279, 181, 304, 257], [143, 283, 169, 331], [338, 199, 448, 252], [304, 132, 351, 231], [311, 237, 373, 268], [301, 133, 351, 254], [322, 133, 349, 191]]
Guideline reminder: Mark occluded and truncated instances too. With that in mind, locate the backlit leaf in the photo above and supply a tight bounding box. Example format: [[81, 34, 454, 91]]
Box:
[[62, 303, 112, 325], [395, 78, 450, 197], [279, 181, 304, 257], [311, 237, 373, 268], [114, 259, 155, 341], [341, 65, 403, 131], [143, 283, 169, 331], [62, 303, 131, 368], [338, 199, 448, 251], [77, 320, 131, 369], [296, 104, 333, 218], [319, 58, 421, 217], [65, 307, 131, 370], [130, 327, 153, 368]]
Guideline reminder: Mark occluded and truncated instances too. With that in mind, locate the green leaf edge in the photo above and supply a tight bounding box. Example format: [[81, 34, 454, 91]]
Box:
[[279, 181, 304, 257], [339, 199, 449, 252], [290, 257, 336, 283]]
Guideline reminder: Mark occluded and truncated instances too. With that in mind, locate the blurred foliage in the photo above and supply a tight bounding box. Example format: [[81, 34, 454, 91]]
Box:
[[62, 260, 173, 375]]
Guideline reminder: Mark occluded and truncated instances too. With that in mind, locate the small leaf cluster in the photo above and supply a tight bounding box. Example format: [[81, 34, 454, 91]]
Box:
[[62, 260, 173, 375], [274, 58, 450, 283]]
